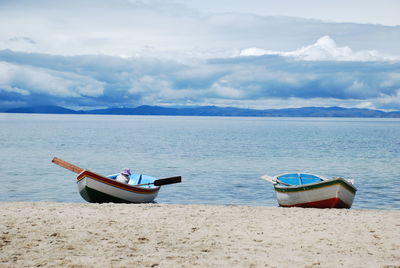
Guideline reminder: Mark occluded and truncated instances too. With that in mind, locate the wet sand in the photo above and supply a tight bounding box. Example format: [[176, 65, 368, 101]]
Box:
[[0, 202, 399, 267]]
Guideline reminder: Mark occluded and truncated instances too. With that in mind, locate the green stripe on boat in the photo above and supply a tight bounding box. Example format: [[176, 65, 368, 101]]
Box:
[[274, 179, 357, 194]]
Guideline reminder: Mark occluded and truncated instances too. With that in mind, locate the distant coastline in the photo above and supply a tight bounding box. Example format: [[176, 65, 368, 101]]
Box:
[[2, 105, 400, 118]]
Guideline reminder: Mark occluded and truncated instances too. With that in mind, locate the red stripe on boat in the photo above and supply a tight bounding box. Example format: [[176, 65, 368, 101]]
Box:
[[280, 197, 351, 209], [76, 170, 159, 194]]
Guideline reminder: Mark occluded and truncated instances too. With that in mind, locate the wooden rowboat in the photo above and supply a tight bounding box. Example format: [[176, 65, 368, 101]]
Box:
[[261, 173, 357, 208], [52, 157, 181, 203]]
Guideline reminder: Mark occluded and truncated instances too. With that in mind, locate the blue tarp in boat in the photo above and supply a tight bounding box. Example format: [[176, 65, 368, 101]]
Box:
[[277, 173, 323, 186]]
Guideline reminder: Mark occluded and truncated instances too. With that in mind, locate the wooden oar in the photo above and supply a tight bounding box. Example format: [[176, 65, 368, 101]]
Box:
[[52, 157, 84, 173], [135, 176, 182, 187], [261, 175, 291, 186]]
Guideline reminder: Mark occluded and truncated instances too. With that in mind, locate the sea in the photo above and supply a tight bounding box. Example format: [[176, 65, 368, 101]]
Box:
[[0, 113, 399, 210]]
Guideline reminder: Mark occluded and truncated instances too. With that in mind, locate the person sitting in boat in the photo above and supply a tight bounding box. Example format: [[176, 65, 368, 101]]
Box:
[[116, 168, 131, 184]]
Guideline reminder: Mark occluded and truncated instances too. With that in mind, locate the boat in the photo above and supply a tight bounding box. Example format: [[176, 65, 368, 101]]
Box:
[[52, 157, 181, 203], [261, 173, 357, 208]]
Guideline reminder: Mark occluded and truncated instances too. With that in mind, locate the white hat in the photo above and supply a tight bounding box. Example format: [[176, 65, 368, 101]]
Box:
[[121, 168, 131, 175]]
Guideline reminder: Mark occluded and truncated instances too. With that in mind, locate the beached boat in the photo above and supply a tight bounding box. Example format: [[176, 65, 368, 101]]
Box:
[[52, 157, 181, 203], [261, 173, 357, 208]]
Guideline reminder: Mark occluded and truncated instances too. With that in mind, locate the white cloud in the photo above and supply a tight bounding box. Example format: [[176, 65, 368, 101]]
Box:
[[211, 82, 244, 99], [240, 36, 400, 62], [0, 61, 104, 98], [374, 89, 400, 110], [0, 85, 30, 96]]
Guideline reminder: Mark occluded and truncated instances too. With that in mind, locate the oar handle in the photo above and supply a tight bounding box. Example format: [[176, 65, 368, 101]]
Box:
[[135, 176, 182, 187], [261, 175, 276, 184]]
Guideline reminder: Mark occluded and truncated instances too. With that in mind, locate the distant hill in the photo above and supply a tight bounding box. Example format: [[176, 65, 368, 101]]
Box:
[[5, 105, 82, 114], [4, 105, 400, 118]]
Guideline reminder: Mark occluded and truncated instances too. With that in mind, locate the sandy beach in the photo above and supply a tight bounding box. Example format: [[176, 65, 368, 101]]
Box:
[[0, 202, 399, 268]]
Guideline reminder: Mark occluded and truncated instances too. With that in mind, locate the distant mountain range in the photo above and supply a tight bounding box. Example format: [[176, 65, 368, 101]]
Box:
[[3, 105, 400, 118]]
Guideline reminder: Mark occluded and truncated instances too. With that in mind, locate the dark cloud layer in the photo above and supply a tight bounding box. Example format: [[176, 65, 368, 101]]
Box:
[[1, 48, 399, 110]]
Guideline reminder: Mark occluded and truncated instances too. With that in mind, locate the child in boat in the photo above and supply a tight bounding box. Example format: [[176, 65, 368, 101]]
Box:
[[116, 168, 131, 184]]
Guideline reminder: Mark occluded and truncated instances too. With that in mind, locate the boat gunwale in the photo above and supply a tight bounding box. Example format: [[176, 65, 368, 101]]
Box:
[[274, 176, 357, 194], [77, 170, 160, 194]]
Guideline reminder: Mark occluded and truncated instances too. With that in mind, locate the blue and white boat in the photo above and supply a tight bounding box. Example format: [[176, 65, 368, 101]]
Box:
[[77, 171, 160, 203], [52, 157, 181, 203], [261, 173, 357, 208]]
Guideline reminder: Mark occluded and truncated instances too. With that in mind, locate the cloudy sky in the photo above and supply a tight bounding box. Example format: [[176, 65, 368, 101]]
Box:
[[1, 0, 400, 111]]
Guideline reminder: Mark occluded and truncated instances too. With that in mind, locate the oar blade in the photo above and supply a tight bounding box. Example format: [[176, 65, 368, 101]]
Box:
[[52, 157, 84, 174], [153, 176, 182, 186]]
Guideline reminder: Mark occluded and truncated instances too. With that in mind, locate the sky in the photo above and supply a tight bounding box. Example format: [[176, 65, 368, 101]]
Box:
[[0, 0, 400, 111]]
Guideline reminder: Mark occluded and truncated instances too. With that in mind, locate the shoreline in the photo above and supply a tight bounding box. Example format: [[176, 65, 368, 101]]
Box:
[[1, 202, 399, 267]]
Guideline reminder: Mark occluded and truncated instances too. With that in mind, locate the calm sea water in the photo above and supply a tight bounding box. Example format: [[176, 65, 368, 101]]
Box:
[[0, 113, 399, 210]]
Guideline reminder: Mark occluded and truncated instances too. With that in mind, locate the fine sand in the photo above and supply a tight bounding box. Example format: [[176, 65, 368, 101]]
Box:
[[0, 202, 399, 268]]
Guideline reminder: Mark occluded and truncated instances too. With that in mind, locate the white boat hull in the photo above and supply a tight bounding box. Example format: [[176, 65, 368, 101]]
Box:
[[274, 177, 357, 208], [77, 170, 159, 203]]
